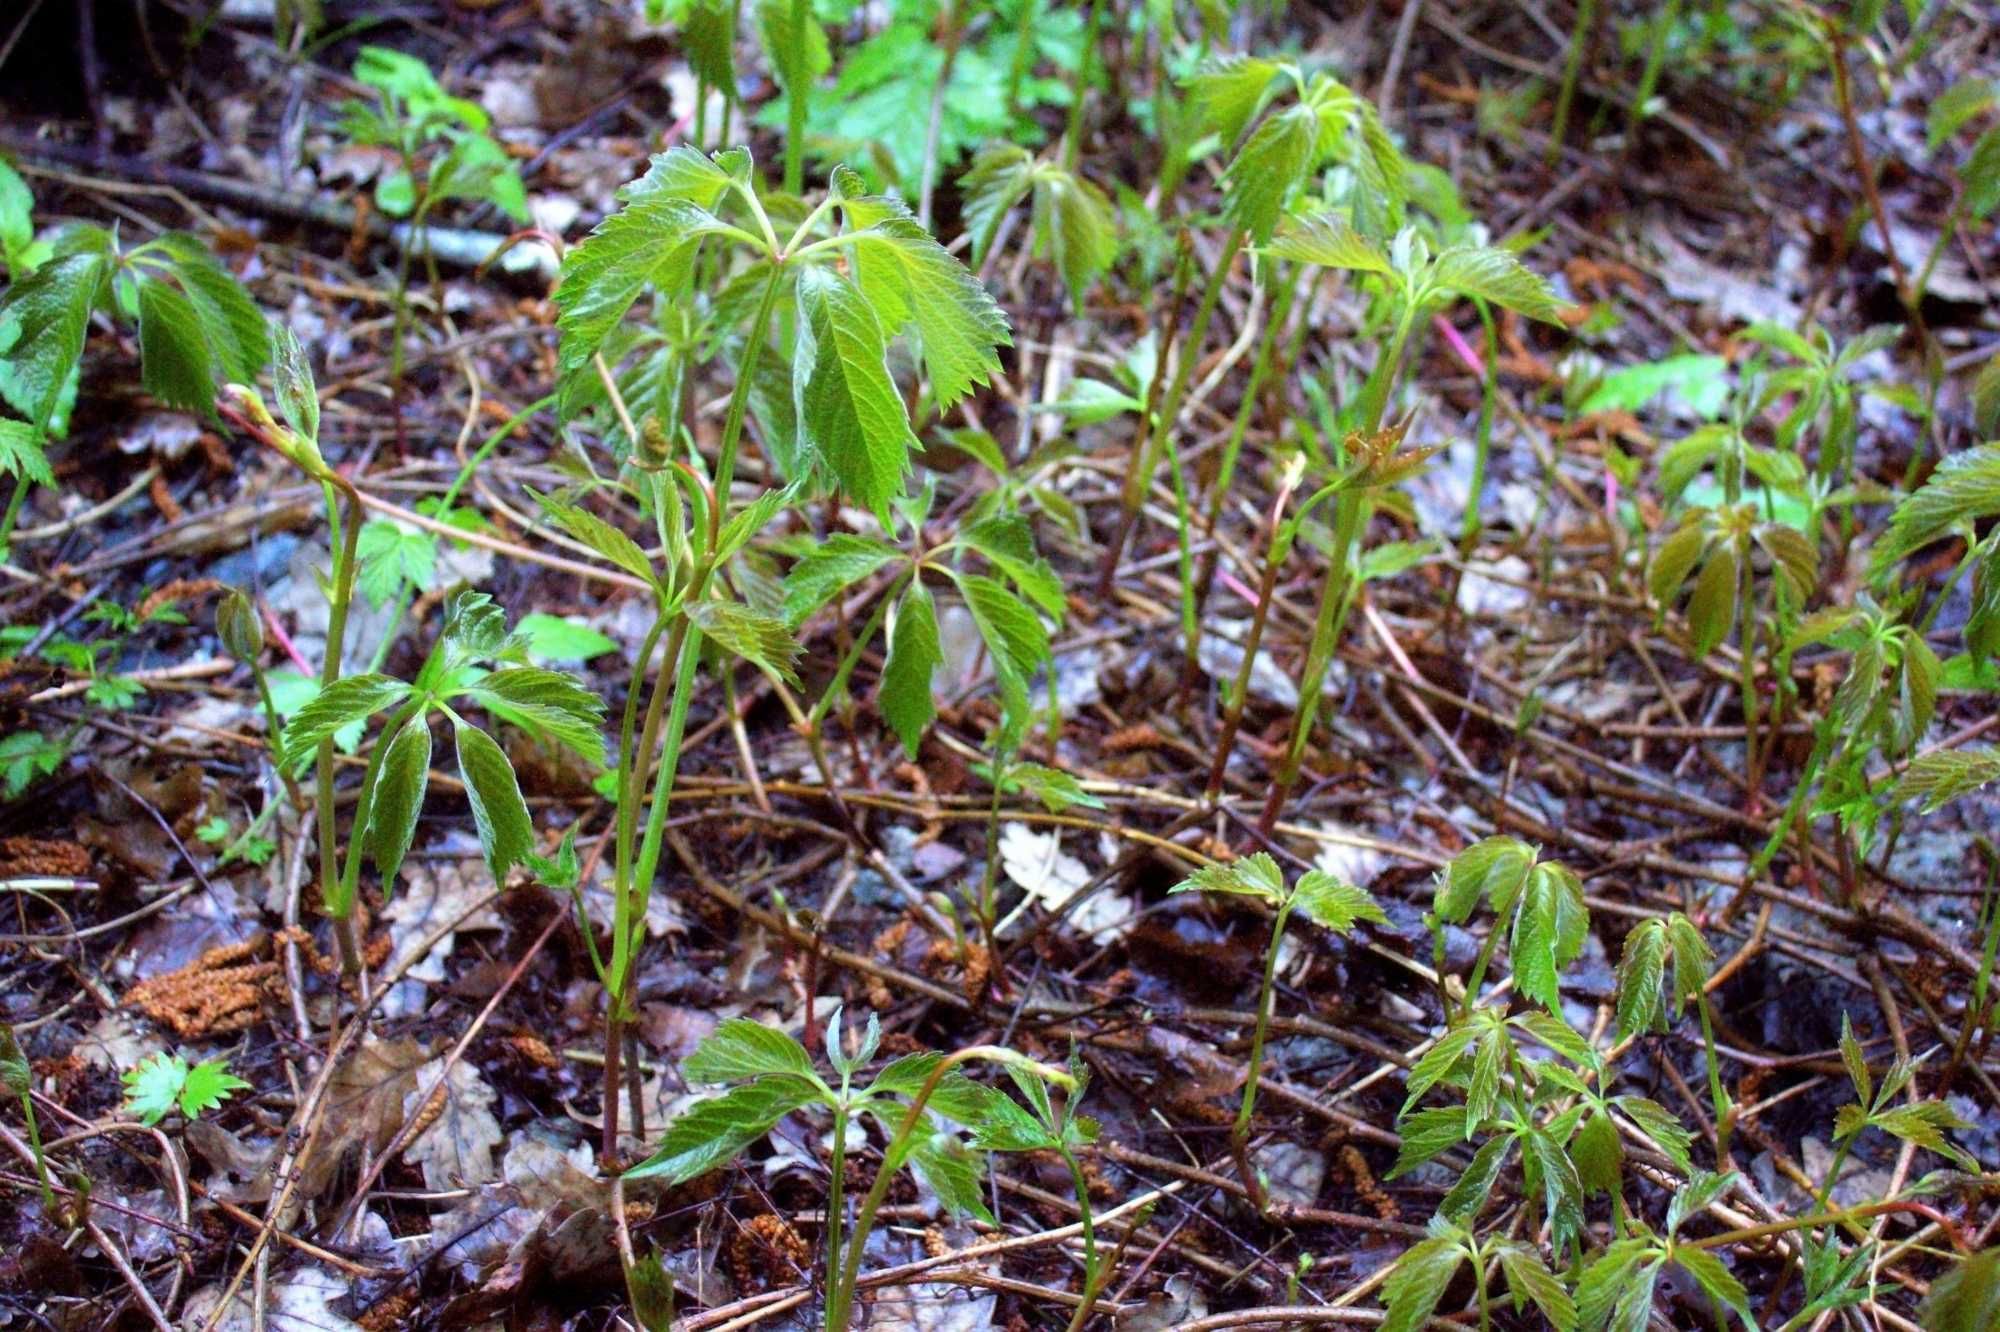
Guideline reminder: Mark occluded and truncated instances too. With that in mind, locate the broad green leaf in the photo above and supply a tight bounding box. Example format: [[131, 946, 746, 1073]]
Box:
[[178, 1056, 252, 1119], [1578, 353, 1729, 419], [682, 0, 738, 101], [623, 1077, 821, 1182], [122, 1053, 192, 1126], [1467, 1022, 1507, 1125], [848, 216, 1011, 407], [279, 674, 410, 757], [1571, 1107, 1623, 1195], [1666, 1169, 1736, 1236], [1437, 835, 1533, 923], [472, 666, 608, 763], [783, 533, 900, 624], [1964, 124, 2000, 218], [1513, 1010, 1596, 1069], [1523, 1124, 1586, 1247], [429, 133, 529, 222], [1264, 211, 1392, 275], [879, 580, 942, 758], [1663, 913, 1713, 1010], [1170, 851, 1286, 903], [517, 613, 619, 664], [970, 1093, 1058, 1152], [683, 1018, 816, 1084], [1576, 1240, 1659, 1332], [136, 277, 216, 414], [958, 513, 1065, 618], [793, 266, 917, 521], [367, 712, 432, 887], [1223, 104, 1316, 242], [687, 599, 802, 685], [454, 719, 533, 881], [1290, 871, 1387, 931], [1498, 1242, 1576, 1331], [1872, 443, 2000, 575], [626, 144, 737, 211], [1429, 245, 1569, 324], [1379, 1233, 1466, 1332], [0, 246, 112, 436]]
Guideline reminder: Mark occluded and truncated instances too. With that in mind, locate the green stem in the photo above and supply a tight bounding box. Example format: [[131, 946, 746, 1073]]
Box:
[[1058, 1147, 1103, 1332], [1060, 0, 1103, 173], [1696, 991, 1732, 1158], [1459, 301, 1499, 553], [0, 474, 29, 559], [1738, 545, 1762, 800], [1234, 903, 1290, 1145], [783, 0, 811, 195], [1548, 0, 1598, 165], [316, 480, 366, 977], [1474, 1244, 1493, 1332], [826, 1097, 849, 1303], [716, 267, 786, 496]]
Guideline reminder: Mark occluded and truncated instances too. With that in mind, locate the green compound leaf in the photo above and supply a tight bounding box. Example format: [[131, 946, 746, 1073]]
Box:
[[1379, 1232, 1467, 1332], [623, 1076, 823, 1183], [1169, 850, 1286, 903], [471, 665, 608, 765], [848, 215, 1011, 409], [0, 245, 112, 437]]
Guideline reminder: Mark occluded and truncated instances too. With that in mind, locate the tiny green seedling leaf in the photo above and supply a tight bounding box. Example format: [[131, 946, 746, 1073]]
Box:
[[122, 1052, 250, 1125]]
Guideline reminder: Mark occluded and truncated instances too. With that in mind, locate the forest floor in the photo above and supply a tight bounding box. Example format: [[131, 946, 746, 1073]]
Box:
[[1, 2, 1997, 1331]]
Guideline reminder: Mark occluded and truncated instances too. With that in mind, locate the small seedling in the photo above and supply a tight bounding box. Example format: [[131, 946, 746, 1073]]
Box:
[[121, 1051, 251, 1126]]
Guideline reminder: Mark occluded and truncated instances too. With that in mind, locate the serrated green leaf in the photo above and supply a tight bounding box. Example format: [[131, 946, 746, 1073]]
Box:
[[1187, 53, 1285, 146], [1290, 871, 1387, 932], [1428, 245, 1569, 323], [753, 0, 829, 104], [1380, 1234, 1467, 1332], [954, 570, 1050, 720], [355, 518, 438, 608], [472, 665, 608, 764], [624, 1250, 678, 1332], [970, 1092, 1058, 1152], [1571, 1107, 1623, 1195], [453, 718, 532, 881], [136, 277, 216, 414], [1616, 920, 1668, 1038], [280, 674, 410, 757], [687, 598, 802, 685], [1467, 1023, 1507, 1125], [0, 418, 52, 486], [1438, 835, 1533, 922], [1040, 169, 1118, 312], [1523, 1124, 1586, 1247], [535, 492, 658, 585], [623, 1076, 821, 1182], [1513, 1010, 1597, 1069], [959, 145, 1037, 266], [1872, 443, 2000, 575], [682, 0, 738, 100], [1686, 547, 1738, 656], [1170, 850, 1286, 902], [847, 216, 1011, 408], [1919, 1247, 2000, 1332], [1840, 1013, 1873, 1106], [1964, 124, 2000, 218], [880, 579, 942, 758], [958, 513, 1065, 619], [793, 266, 916, 521], [1440, 1134, 1511, 1222], [1000, 761, 1104, 813], [1264, 211, 1393, 274], [1928, 78, 1999, 148], [1615, 1095, 1695, 1174], [683, 1018, 816, 1085], [1872, 1101, 1979, 1169], [1895, 748, 2000, 812], [178, 1057, 251, 1119], [1224, 104, 1317, 242], [1498, 1242, 1576, 1331], [783, 533, 900, 624], [149, 233, 269, 384], [552, 191, 731, 387], [1403, 1022, 1480, 1112], [367, 712, 432, 887], [1576, 1240, 1659, 1332], [122, 1053, 191, 1126], [0, 246, 111, 437], [898, 1119, 995, 1224]]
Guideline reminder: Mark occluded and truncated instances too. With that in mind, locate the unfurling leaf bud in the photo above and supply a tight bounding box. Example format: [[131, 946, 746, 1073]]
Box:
[[220, 383, 329, 481], [633, 416, 672, 472], [216, 590, 264, 663]]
